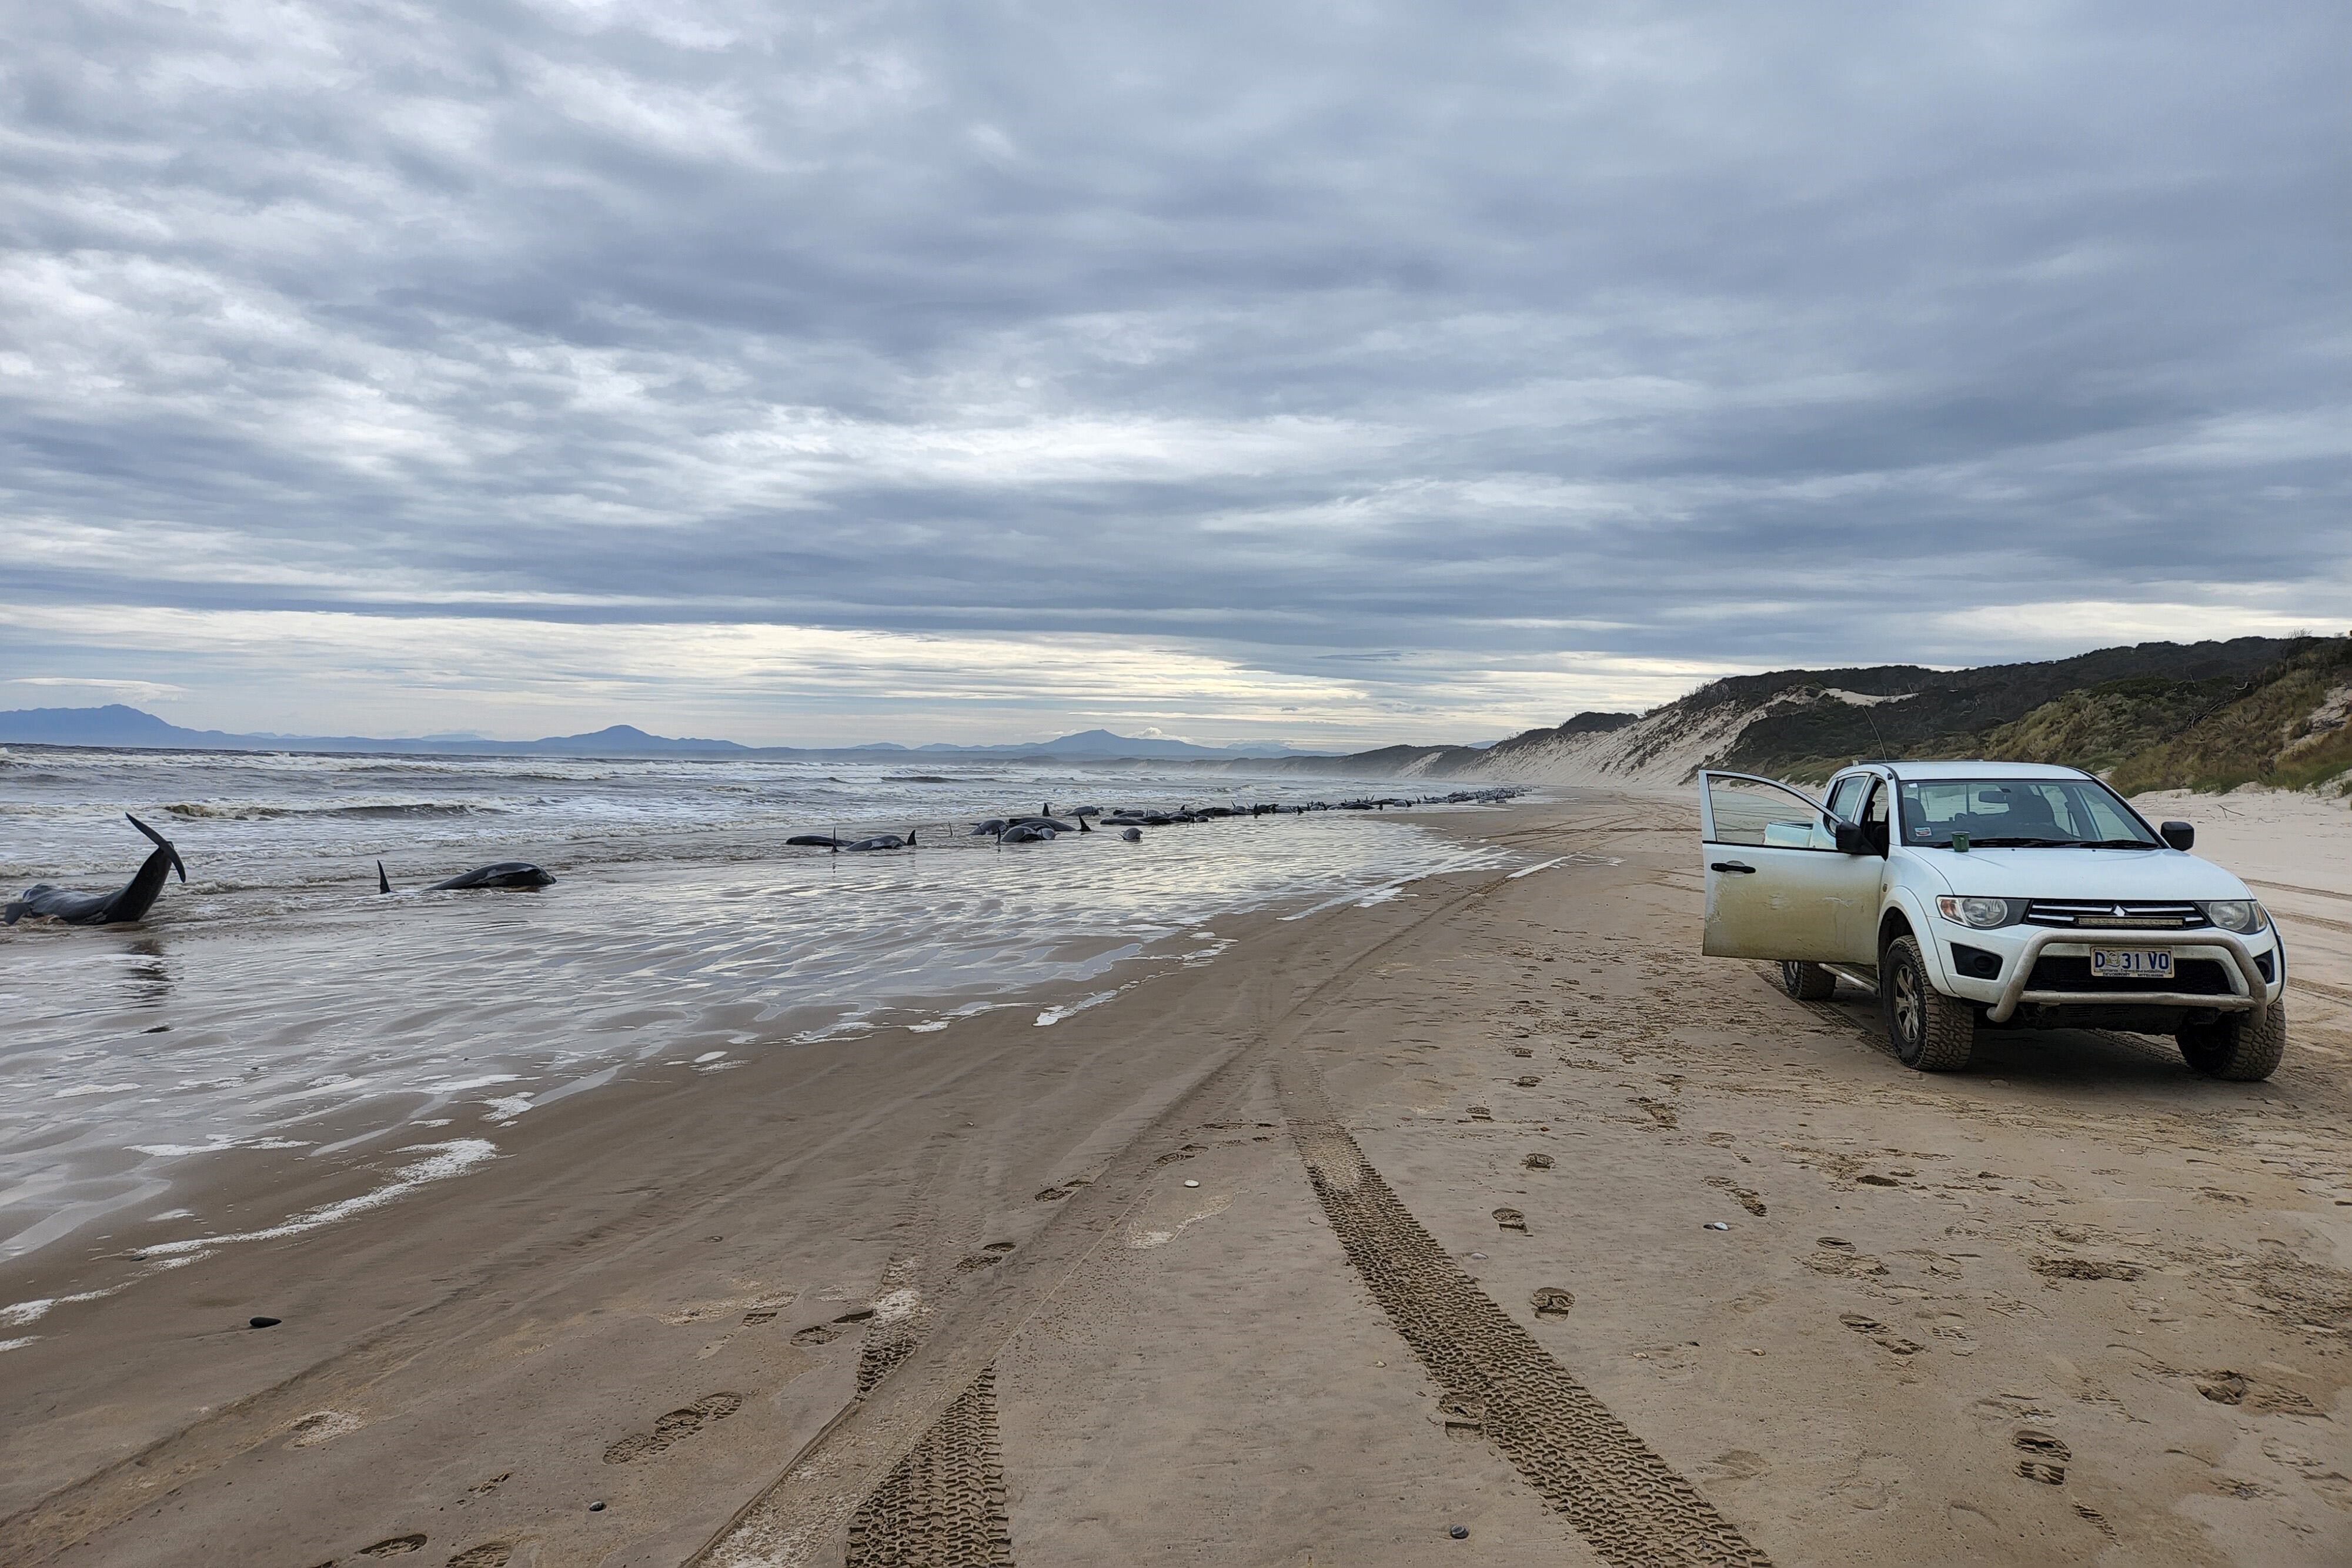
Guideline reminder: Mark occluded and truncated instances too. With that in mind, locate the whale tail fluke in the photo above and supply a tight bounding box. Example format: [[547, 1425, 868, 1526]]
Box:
[[377, 860, 392, 894], [125, 813, 186, 882]]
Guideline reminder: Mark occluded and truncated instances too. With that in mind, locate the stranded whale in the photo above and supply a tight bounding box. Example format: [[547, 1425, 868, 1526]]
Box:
[[4, 814, 186, 926], [378, 860, 556, 892]]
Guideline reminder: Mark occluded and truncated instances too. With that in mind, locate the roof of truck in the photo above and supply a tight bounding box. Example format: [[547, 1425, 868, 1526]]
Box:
[[1840, 760, 2093, 781]]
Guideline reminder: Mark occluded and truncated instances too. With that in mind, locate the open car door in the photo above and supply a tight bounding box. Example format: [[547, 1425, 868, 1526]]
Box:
[[1699, 771, 1884, 963]]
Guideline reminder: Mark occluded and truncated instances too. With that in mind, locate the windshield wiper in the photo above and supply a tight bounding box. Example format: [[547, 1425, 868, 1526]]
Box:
[[1946, 835, 2157, 850]]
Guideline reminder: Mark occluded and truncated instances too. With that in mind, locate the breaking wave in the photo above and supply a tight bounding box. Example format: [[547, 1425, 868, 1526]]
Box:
[[161, 801, 501, 821]]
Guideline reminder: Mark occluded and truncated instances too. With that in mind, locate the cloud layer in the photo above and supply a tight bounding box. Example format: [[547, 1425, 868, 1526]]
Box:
[[4, 1, 2346, 744]]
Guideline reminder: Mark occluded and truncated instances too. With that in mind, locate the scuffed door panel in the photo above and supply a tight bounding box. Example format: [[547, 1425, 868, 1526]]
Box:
[[1699, 772, 1882, 962]]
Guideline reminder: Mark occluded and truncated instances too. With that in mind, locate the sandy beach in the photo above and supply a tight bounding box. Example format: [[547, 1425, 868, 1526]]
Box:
[[3, 790, 2347, 1567]]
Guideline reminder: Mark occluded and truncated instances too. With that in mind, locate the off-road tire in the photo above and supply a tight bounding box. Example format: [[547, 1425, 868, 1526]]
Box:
[[1780, 961, 1838, 1001], [2178, 998, 2288, 1082], [1882, 935, 1975, 1071]]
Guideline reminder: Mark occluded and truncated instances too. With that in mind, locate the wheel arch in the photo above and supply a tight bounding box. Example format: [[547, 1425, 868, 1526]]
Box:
[[1879, 891, 1960, 995]]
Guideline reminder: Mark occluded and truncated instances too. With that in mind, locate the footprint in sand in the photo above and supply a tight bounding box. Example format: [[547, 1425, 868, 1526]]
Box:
[[446, 1546, 513, 1568], [1925, 1316, 1978, 1355], [2030, 1255, 2143, 1282], [1514, 1075, 1542, 1088], [1509, 1046, 1534, 1058], [1839, 1312, 1923, 1356], [1493, 1207, 1528, 1233], [357, 1536, 427, 1557], [1531, 1287, 1575, 1318], [1034, 1185, 1071, 1201], [1805, 1239, 1889, 1278], [2013, 1427, 2070, 1485], [1705, 1177, 1766, 1216], [1466, 1105, 1493, 1121], [1436, 1392, 1485, 1441], [603, 1392, 743, 1465], [793, 1305, 878, 1346], [1523, 1152, 1553, 1170], [955, 1242, 1017, 1272]]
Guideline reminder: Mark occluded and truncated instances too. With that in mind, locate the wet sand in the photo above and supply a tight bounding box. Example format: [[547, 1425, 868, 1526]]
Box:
[[2, 792, 2347, 1566]]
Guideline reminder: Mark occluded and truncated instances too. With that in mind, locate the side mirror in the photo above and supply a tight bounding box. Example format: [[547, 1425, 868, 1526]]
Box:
[[1832, 820, 1868, 855], [2160, 820, 2194, 851]]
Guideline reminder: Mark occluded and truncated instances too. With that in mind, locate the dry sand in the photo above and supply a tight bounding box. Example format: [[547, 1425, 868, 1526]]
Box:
[[2, 791, 2346, 1567]]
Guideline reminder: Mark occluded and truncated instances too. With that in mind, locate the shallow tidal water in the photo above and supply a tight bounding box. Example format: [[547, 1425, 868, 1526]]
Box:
[[0, 748, 1515, 1278]]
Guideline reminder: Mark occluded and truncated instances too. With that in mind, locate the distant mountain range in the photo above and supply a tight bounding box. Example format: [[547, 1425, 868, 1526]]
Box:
[[0, 706, 1327, 763]]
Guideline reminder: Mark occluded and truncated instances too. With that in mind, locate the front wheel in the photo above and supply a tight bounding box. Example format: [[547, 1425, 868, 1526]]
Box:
[[1780, 961, 1838, 1000], [1882, 935, 1975, 1072], [2179, 999, 2287, 1081]]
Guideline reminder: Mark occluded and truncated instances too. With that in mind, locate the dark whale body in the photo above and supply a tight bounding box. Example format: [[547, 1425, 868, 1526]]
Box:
[[843, 830, 917, 852], [4, 814, 186, 926], [377, 860, 554, 892], [998, 823, 1057, 843], [787, 834, 847, 848], [433, 862, 556, 890]]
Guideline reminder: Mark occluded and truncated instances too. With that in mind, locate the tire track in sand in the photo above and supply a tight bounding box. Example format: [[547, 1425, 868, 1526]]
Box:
[[1286, 1101, 1772, 1567], [844, 1367, 1015, 1568]]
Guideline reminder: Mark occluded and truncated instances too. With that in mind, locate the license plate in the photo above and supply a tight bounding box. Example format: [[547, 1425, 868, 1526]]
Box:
[[2092, 948, 2173, 979]]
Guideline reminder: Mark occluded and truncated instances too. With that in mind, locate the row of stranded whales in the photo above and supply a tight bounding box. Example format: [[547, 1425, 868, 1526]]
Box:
[[9, 785, 1528, 928], [4, 814, 185, 927], [834, 787, 1528, 854]]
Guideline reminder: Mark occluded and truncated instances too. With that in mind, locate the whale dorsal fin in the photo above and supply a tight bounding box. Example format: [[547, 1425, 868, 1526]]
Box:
[[377, 860, 392, 894]]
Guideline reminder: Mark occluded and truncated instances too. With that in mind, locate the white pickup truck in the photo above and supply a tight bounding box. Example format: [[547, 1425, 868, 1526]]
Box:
[[1698, 760, 2288, 1079]]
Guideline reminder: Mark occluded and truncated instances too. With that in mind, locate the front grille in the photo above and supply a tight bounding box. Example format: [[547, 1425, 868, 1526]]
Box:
[[2026, 956, 2234, 995], [2023, 900, 2207, 930]]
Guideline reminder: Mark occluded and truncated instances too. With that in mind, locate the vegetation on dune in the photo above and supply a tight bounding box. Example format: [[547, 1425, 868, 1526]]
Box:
[[1698, 634, 2352, 795], [2106, 636, 2352, 795], [1978, 675, 2244, 774], [1709, 637, 2296, 783]]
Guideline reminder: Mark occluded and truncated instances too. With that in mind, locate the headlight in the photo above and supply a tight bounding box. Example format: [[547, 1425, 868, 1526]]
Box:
[[2202, 900, 2267, 934], [1937, 895, 2015, 929]]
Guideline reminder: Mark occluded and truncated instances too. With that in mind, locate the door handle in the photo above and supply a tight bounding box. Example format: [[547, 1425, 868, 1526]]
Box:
[[1710, 861, 1756, 874]]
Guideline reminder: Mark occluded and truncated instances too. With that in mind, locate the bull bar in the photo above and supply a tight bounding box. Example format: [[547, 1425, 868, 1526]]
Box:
[[1984, 927, 2273, 1025]]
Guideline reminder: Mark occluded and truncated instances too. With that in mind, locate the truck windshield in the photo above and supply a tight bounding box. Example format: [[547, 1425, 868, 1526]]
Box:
[[1896, 778, 2159, 849]]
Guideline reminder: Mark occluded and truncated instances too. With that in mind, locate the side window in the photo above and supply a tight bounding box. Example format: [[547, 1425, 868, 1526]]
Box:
[[1825, 776, 1867, 823], [1861, 781, 1891, 855], [1703, 774, 1830, 848]]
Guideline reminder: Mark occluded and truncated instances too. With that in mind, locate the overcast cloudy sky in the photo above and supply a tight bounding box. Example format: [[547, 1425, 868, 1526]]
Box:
[[2, 2, 2345, 747]]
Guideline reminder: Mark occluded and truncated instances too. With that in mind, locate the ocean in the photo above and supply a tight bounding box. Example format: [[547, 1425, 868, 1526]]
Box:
[[0, 747, 1518, 1271]]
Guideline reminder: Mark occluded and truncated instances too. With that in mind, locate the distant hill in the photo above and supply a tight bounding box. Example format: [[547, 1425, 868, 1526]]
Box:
[[1222, 634, 2352, 795], [0, 706, 1318, 763], [1263, 634, 2348, 796]]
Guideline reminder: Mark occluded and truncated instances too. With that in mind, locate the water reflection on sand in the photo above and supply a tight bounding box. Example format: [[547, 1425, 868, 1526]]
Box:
[[1, 800, 1508, 1265]]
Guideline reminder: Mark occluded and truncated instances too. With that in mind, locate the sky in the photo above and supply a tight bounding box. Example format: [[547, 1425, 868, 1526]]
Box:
[[2, 1, 2347, 748]]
